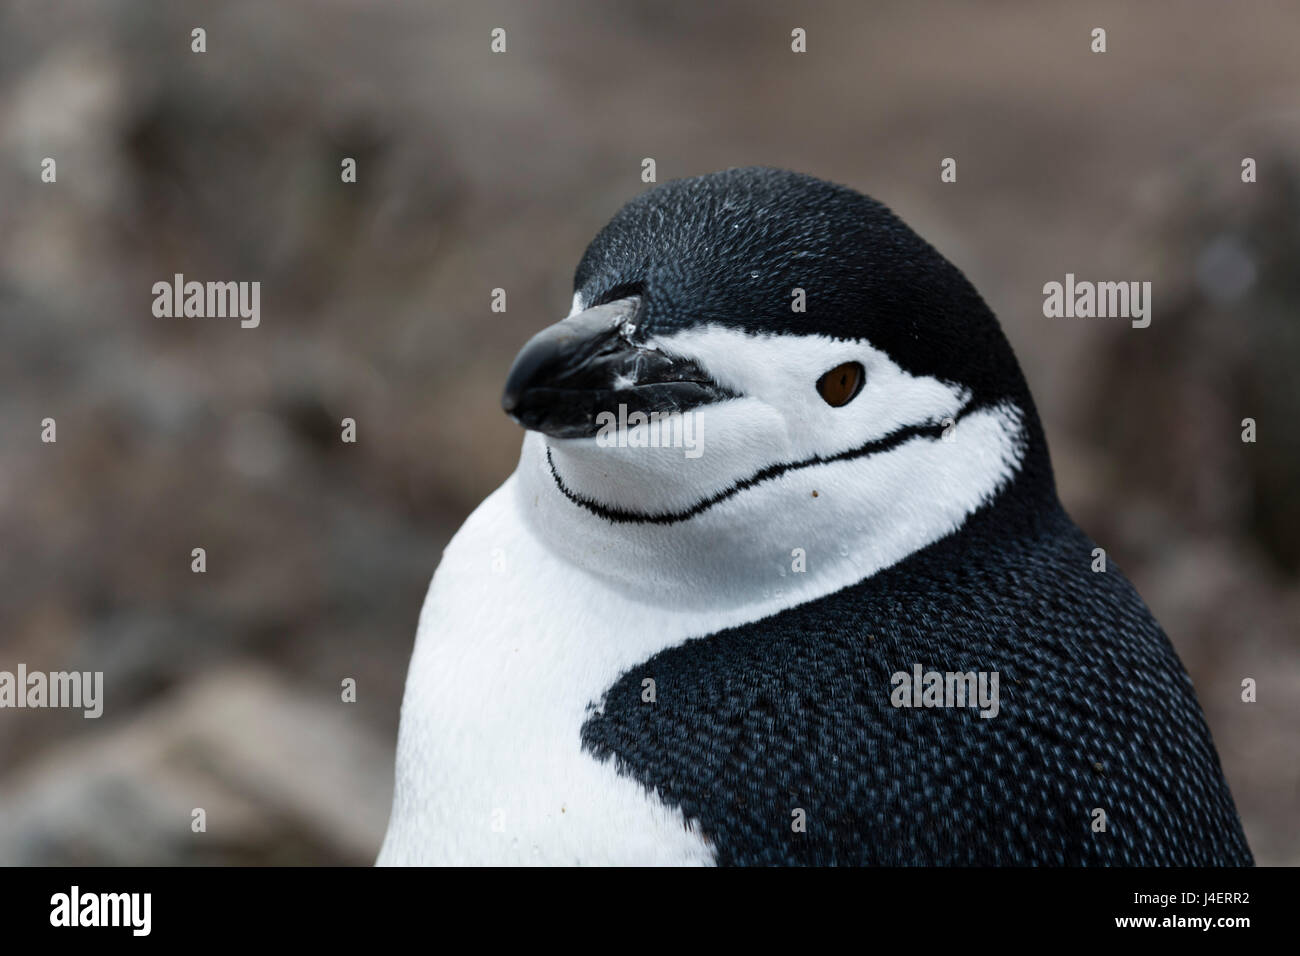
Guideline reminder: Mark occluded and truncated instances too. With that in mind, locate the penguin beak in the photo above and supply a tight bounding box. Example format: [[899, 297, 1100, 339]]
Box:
[[501, 296, 737, 439]]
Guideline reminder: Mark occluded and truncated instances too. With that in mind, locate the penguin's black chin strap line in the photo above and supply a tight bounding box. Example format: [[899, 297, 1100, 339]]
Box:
[[544, 396, 982, 526]]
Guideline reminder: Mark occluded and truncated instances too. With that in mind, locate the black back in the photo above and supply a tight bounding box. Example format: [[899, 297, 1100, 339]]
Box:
[[581, 489, 1252, 865]]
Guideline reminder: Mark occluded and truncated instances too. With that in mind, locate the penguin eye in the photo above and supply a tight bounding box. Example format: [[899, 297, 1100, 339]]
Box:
[[816, 361, 865, 407]]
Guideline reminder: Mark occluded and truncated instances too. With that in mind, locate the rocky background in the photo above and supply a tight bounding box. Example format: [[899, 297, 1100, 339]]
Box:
[[0, 1, 1296, 865]]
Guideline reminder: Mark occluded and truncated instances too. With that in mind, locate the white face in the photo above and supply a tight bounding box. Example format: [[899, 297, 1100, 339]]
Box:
[[549, 324, 976, 518], [516, 316, 1028, 614]]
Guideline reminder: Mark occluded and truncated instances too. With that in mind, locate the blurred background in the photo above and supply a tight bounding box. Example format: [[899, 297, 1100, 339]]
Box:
[[0, 0, 1296, 865]]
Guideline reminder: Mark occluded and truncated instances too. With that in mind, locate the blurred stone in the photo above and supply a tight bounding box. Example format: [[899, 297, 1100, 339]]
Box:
[[0, 666, 392, 865]]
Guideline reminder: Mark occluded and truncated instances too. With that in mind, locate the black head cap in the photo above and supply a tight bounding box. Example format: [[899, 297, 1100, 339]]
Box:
[[576, 166, 1031, 413]]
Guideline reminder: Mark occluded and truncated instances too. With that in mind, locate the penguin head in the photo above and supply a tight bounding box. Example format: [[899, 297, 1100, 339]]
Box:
[[502, 167, 1052, 541]]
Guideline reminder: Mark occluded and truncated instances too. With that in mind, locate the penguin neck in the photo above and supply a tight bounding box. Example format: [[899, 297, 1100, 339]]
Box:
[[511, 398, 1041, 618]]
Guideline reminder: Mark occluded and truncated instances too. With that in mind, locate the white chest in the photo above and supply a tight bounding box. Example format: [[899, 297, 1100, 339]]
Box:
[[376, 479, 718, 866]]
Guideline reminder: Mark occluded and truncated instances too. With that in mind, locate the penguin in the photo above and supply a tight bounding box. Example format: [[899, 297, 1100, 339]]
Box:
[[377, 167, 1253, 866]]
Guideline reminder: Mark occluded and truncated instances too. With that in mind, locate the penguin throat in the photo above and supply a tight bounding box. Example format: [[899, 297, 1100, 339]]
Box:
[[511, 401, 1029, 615]]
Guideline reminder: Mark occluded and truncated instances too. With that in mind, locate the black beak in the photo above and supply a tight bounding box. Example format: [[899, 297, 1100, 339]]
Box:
[[501, 296, 737, 439]]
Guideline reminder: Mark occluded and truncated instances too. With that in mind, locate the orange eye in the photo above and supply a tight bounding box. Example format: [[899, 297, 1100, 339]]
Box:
[[816, 361, 864, 407]]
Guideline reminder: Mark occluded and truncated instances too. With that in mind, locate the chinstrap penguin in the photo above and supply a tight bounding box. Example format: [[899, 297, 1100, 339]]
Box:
[[378, 167, 1252, 866]]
